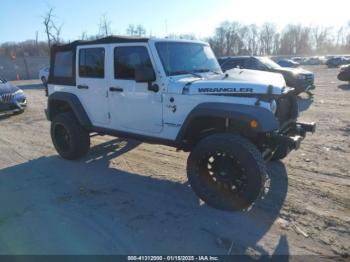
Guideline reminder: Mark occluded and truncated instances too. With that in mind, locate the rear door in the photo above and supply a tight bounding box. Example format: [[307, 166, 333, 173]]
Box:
[[76, 45, 110, 126]]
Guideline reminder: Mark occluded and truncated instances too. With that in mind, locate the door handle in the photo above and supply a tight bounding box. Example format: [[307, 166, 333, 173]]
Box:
[[109, 87, 123, 92], [148, 83, 159, 93], [77, 85, 89, 89]]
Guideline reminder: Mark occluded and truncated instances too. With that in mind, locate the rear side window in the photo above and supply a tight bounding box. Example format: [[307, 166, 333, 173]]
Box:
[[114, 46, 153, 80], [53, 51, 73, 78], [79, 48, 105, 78]]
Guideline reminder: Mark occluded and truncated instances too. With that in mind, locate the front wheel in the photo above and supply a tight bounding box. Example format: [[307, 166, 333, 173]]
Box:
[[51, 112, 90, 160], [187, 133, 267, 211]]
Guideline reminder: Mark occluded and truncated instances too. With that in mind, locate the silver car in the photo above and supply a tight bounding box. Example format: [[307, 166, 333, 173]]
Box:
[[0, 78, 27, 115]]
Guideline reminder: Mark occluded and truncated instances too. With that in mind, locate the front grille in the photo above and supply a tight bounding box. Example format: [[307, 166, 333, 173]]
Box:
[[304, 74, 314, 85], [0, 93, 14, 103], [276, 94, 298, 124]]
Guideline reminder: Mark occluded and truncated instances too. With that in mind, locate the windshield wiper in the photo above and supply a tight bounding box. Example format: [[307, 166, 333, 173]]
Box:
[[194, 69, 221, 75], [169, 70, 202, 78]]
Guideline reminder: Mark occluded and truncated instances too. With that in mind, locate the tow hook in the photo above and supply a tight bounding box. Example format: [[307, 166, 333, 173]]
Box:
[[289, 135, 303, 150], [297, 122, 316, 134]]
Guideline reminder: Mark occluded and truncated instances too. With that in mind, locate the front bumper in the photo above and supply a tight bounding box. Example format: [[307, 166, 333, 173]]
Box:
[[305, 84, 316, 92], [283, 122, 316, 150], [265, 121, 316, 160], [0, 99, 27, 116]]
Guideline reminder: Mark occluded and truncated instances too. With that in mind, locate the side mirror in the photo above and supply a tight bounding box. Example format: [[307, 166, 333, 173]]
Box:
[[135, 66, 156, 83]]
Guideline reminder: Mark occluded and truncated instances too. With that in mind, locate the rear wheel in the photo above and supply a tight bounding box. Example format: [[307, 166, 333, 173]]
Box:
[[51, 112, 90, 160], [41, 77, 47, 85], [187, 133, 267, 211]]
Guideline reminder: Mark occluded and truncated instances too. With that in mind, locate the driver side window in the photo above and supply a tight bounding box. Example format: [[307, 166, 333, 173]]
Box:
[[114, 46, 153, 80]]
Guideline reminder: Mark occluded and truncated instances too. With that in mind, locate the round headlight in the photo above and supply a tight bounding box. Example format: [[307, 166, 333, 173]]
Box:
[[270, 100, 277, 114]]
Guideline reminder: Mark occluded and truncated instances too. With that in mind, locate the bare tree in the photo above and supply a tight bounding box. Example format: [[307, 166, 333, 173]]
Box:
[[312, 26, 331, 53], [42, 7, 63, 48], [52, 23, 63, 43], [99, 14, 112, 37], [126, 24, 136, 36], [247, 24, 259, 55], [135, 25, 146, 36], [259, 23, 276, 55], [126, 24, 146, 36], [81, 31, 88, 40], [43, 7, 54, 48]]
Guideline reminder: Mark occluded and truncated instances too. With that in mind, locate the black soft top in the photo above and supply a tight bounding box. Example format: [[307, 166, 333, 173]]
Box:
[[49, 36, 149, 86], [52, 35, 149, 50]]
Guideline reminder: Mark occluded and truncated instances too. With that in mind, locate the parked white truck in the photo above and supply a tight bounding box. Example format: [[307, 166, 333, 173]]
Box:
[[46, 36, 315, 211]]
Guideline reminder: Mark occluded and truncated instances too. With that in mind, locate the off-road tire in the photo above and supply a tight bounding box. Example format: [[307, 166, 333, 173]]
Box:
[[51, 112, 90, 160], [270, 147, 288, 161], [187, 133, 267, 211]]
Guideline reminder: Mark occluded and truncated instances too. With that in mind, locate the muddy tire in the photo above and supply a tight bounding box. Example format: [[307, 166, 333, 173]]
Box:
[[270, 147, 289, 161], [187, 133, 267, 211], [51, 112, 90, 160]]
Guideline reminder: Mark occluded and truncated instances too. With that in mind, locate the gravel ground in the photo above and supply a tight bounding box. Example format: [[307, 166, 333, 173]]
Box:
[[0, 66, 349, 259]]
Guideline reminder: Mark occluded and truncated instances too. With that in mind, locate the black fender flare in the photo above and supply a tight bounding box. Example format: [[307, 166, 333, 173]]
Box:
[[176, 102, 279, 142], [46, 92, 92, 129]]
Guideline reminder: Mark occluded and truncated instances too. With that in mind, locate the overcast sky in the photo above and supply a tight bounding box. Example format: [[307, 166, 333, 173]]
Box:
[[0, 0, 349, 43]]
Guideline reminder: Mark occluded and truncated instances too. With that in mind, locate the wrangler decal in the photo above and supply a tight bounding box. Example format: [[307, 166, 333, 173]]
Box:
[[198, 87, 254, 93]]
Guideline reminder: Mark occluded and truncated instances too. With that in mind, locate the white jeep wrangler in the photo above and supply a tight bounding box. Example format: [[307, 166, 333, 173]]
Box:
[[46, 36, 315, 211]]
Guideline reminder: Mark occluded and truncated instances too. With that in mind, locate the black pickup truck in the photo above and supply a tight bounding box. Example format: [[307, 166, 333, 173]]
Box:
[[218, 56, 315, 95]]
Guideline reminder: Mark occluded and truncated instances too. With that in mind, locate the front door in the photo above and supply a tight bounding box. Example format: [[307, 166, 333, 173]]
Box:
[[76, 45, 109, 126], [108, 44, 163, 134]]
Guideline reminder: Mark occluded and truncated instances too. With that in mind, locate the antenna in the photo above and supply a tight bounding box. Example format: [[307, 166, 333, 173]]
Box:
[[165, 20, 168, 37]]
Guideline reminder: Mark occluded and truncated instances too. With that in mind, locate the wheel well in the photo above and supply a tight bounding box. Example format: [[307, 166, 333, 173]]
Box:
[[181, 116, 226, 149], [49, 100, 72, 120], [180, 116, 259, 151]]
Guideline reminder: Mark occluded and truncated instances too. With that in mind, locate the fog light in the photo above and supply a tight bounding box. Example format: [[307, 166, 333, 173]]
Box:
[[250, 120, 258, 129]]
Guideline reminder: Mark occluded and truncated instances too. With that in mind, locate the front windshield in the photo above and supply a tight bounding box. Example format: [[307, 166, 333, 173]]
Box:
[[257, 57, 282, 70], [155, 42, 222, 76]]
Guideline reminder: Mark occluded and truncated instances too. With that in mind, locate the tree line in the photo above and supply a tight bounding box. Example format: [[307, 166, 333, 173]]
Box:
[[208, 21, 350, 57], [0, 8, 349, 58]]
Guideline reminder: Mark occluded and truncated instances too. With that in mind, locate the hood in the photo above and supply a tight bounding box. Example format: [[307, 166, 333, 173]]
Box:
[[168, 68, 287, 96], [274, 67, 312, 75], [0, 82, 20, 95]]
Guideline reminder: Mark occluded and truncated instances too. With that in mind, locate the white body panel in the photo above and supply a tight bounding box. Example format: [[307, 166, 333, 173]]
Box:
[[107, 43, 163, 133], [76, 44, 110, 125], [49, 39, 286, 142]]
